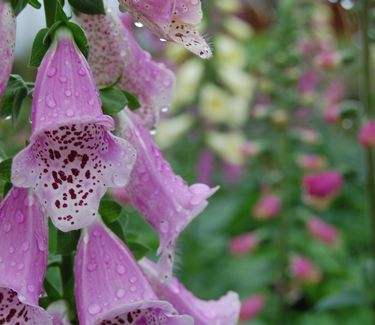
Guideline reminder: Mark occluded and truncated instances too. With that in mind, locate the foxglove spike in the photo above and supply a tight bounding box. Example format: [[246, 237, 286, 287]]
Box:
[[78, 8, 175, 129], [0, 187, 52, 325], [118, 0, 212, 58], [11, 27, 136, 232], [0, 0, 16, 96], [74, 221, 193, 325], [118, 109, 218, 279], [140, 258, 240, 325]]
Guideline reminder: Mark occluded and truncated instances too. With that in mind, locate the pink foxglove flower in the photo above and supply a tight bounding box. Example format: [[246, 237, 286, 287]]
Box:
[[324, 104, 340, 125], [307, 217, 338, 245], [118, 108, 218, 278], [140, 258, 240, 325], [359, 121, 375, 148], [118, 0, 212, 58], [253, 194, 281, 220], [291, 255, 322, 284], [297, 154, 326, 171], [239, 295, 265, 321], [229, 232, 258, 256], [0, 0, 16, 96], [75, 222, 193, 325], [196, 149, 214, 185], [0, 188, 52, 324], [11, 28, 136, 232], [303, 170, 343, 199], [78, 9, 175, 128]]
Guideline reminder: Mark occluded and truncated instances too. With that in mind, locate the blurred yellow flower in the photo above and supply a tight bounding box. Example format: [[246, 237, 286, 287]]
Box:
[[215, 35, 247, 69], [214, 0, 241, 13], [223, 16, 253, 41]]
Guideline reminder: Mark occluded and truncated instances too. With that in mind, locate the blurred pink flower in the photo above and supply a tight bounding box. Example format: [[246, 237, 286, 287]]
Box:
[[324, 104, 340, 124], [223, 163, 244, 185], [109, 188, 130, 205], [241, 141, 260, 157], [359, 121, 375, 148], [253, 194, 281, 220], [297, 154, 326, 171], [325, 81, 345, 105], [316, 50, 341, 70], [291, 256, 322, 284], [229, 232, 258, 256], [303, 170, 343, 198], [196, 149, 214, 185], [239, 295, 265, 321], [307, 217, 338, 245], [298, 70, 319, 94]]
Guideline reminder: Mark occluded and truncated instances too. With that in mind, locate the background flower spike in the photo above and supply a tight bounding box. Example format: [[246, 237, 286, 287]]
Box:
[[78, 8, 175, 129], [0, 187, 52, 324], [11, 27, 136, 232], [118, 0, 212, 59], [0, 0, 16, 96], [140, 258, 241, 325], [118, 108, 218, 280], [74, 221, 193, 325]]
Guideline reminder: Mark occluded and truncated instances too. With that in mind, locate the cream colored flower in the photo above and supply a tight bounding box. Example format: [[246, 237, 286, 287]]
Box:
[[215, 35, 247, 69], [223, 16, 253, 41]]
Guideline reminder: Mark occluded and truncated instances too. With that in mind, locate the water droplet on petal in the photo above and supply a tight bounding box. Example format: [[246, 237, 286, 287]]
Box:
[[66, 109, 74, 117], [130, 285, 137, 292], [46, 94, 57, 108], [87, 263, 98, 272], [15, 211, 24, 224], [129, 276, 137, 284], [116, 264, 125, 275], [9, 246, 15, 254], [116, 288, 125, 298], [134, 21, 143, 28], [78, 67, 86, 76], [88, 304, 101, 315], [47, 67, 57, 77], [27, 285, 35, 293], [3, 222, 11, 233]]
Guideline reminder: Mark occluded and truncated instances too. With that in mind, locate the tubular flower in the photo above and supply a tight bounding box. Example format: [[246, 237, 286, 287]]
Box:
[[0, 188, 52, 324], [229, 232, 258, 256], [118, 0, 212, 59], [306, 217, 338, 245], [239, 295, 265, 321], [252, 194, 281, 220], [291, 255, 322, 284], [11, 28, 136, 232], [359, 120, 375, 148], [118, 108, 218, 278], [140, 258, 240, 325], [75, 221, 193, 325], [78, 9, 175, 129], [0, 0, 16, 96]]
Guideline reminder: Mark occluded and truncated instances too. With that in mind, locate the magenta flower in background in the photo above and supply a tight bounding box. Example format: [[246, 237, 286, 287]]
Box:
[[297, 154, 326, 171], [325, 81, 345, 105], [223, 162, 244, 185], [291, 255, 322, 284], [78, 9, 175, 129], [239, 295, 265, 321], [196, 149, 214, 185], [140, 258, 240, 325], [118, 108, 218, 278], [253, 194, 281, 220], [324, 104, 340, 125], [229, 232, 258, 256], [316, 49, 341, 70], [303, 170, 343, 199], [0, 0, 16, 96], [307, 217, 338, 245], [118, 0, 212, 58], [11, 28, 136, 232], [0, 188, 52, 324], [359, 121, 375, 148], [75, 222, 193, 325], [297, 70, 319, 94]]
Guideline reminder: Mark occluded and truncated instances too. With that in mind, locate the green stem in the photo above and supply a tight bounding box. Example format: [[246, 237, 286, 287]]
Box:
[[43, 0, 57, 28]]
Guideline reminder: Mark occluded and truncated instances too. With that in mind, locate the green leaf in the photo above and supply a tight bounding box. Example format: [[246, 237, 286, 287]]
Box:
[[67, 0, 105, 14], [56, 230, 80, 256], [0, 159, 12, 183], [27, 0, 41, 9], [100, 87, 128, 115], [44, 266, 63, 299], [315, 289, 369, 312], [11, 0, 28, 15], [65, 22, 89, 58], [99, 200, 122, 224], [107, 220, 126, 242], [123, 90, 141, 110], [29, 28, 50, 67], [2, 182, 12, 197], [127, 241, 151, 260]]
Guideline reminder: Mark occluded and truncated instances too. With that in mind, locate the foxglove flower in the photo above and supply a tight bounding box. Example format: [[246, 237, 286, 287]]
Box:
[[0, 0, 16, 96], [75, 221, 193, 325], [291, 255, 322, 284], [118, 108, 218, 278], [359, 120, 375, 148], [0, 187, 52, 324], [297, 154, 326, 171], [229, 232, 258, 256], [140, 258, 240, 325], [252, 194, 281, 220], [118, 0, 212, 58], [306, 217, 338, 245], [239, 295, 265, 321], [78, 9, 175, 129], [11, 28, 136, 232]]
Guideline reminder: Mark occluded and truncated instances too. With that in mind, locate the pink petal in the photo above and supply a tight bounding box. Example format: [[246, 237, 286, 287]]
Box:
[[0, 188, 52, 324], [78, 9, 175, 129], [174, 0, 203, 25], [74, 222, 193, 325], [140, 258, 240, 325], [118, 109, 218, 278], [11, 28, 136, 232], [0, 0, 15, 96]]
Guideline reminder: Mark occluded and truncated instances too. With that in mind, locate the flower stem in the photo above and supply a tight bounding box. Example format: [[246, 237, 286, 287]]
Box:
[[43, 0, 57, 28]]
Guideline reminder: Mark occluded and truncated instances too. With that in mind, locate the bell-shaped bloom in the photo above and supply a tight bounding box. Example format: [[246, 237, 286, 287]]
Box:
[[47, 300, 71, 325], [307, 217, 338, 245], [291, 255, 322, 284], [78, 9, 175, 129], [118, 108, 218, 278], [11, 27, 136, 232], [303, 170, 343, 199], [0, 0, 16, 96], [118, 0, 212, 58], [75, 221, 193, 325], [140, 258, 240, 325], [359, 121, 375, 148], [252, 194, 281, 220], [239, 295, 265, 321], [0, 188, 52, 324], [297, 154, 327, 171], [229, 232, 258, 256]]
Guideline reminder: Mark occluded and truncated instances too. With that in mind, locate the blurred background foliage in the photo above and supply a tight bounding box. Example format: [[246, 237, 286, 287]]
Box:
[[1, 0, 375, 324]]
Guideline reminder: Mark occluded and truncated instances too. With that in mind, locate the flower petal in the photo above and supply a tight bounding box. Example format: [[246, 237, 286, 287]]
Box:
[[118, 109, 218, 278], [78, 9, 175, 129], [74, 221, 193, 325], [0, 0, 15, 96], [140, 258, 241, 325]]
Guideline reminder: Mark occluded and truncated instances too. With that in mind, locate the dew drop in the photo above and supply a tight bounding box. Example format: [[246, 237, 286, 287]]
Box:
[[160, 38, 167, 42], [116, 288, 125, 299], [27, 284, 35, 293], [64, 89, 72, 97], [3, 222, 11, 233], [78, 67, 86, 76], [129, 276, 137, 284], [21, 242, 30, 252], [9, 246, 15, 254], [130, 285, 137, 292], [134, 21, 143, 28], [15, 211, 24, 224], [46, 94, 57, 108], [66, 109, 74, 117], [116, 264, 126, 275], [47, 67, 57, 77], [87, 263, 98, 272], [88, 304, 101, 315]]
